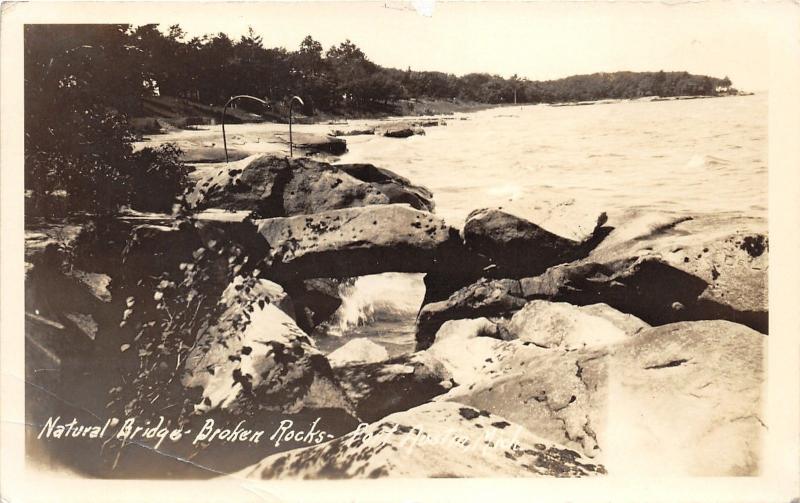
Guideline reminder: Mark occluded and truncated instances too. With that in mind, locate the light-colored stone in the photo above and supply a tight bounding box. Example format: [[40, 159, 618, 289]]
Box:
[[440, 320, 766, 475], [182, 282, 351, 415], [234, 401, 606, 479], [328, 339, 390, 368], [426, 318, 506, 384], [507, 301, 648, 350]]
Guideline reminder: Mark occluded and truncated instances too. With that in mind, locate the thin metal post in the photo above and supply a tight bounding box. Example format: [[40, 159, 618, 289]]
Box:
[[288, 96, 304, 159]]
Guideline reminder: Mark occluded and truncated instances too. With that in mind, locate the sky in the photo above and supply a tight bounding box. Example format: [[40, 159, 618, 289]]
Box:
[[145, 1, 776, 91]]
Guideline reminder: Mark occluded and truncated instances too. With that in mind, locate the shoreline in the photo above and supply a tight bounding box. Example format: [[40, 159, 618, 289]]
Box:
[[132, 92, 753, 136]]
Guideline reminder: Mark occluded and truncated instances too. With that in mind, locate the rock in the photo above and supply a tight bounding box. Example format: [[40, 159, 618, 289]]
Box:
[[328, 339, 390, 368], [416, 278, 526, 349], [425, 318, 508, 384], [185, 155, 291, 216], [274, 132, 347, 155], [331, 127, 375, 136], [462, 208, 600, 279], [337, 163, 435, 212], [284, 278, 347, 333], [441, 320, 765, 475], [182, 285, 353, 416], [187, 155, 435, 217], [235, 401, 606, 479], [219, 277, 295, 319], [589, 211, 767, 319], [122, 222, 204, 278], [66, 270, 113, 303], [382, 126, 415, 138], [523, 200, 609, 243], [520, 212, 768, 334], [332, 352, 452, 423], [604, 320, 765, 476], [180, 147, 253, 163], [281, 159, 390, 216], [442, 342, 605, 458], [506, 300, 648, 350], [255, 204, 462, 281]]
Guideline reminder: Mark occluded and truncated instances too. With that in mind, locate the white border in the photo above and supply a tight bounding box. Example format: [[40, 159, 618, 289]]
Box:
[[1, 2, 798, 502]]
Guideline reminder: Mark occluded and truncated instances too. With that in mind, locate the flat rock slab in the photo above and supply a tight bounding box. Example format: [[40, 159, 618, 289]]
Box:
[[255, 204, 461, 281], [273, 132, 347, 155], [439, 319, 765, 476]]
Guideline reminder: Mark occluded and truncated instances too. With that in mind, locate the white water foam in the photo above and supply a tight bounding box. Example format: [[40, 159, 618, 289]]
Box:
[[321, 273, 426, 338]]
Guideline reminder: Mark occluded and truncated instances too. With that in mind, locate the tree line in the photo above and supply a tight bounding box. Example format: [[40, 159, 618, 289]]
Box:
[[133, 24, 735, 110]]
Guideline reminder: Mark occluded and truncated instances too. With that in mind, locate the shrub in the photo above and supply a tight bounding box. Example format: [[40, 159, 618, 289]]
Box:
[[128, 144, 189, 213]]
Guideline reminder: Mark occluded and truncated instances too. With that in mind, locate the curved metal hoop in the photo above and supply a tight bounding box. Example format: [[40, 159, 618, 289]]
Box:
[[221, 95, 305, 163], [221, 95, 269, 163]]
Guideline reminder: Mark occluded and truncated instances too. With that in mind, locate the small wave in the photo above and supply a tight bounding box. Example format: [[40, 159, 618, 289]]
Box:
[[320, 273, 426, 337], [686, 154, 731, 169]]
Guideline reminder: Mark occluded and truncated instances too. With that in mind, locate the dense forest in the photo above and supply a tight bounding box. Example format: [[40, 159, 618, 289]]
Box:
[[24, 24, 736, 216]]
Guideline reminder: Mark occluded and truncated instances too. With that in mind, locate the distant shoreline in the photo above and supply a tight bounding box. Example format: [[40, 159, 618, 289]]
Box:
[[132, 92, 754, 136]]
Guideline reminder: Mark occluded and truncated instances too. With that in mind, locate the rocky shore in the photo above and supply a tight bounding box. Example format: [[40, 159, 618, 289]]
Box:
[[25, 149, 768, 478]]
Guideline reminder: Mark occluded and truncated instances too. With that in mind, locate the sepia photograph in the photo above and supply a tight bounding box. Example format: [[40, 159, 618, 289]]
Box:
[[1, 1, 799, 501]]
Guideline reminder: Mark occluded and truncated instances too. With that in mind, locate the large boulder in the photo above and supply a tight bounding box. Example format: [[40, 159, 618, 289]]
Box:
[[416, 278, 525, 349], [186, 155, 291, 216], [520, 212, 768, 333], [234, 401, 606, 479], [187, 155, 434, 217], [589, 211, 767, 319], [182, 280, 353, 416], [462, 208, 606, 279], [281, 160, 389, 216], [255, 204, 462, 281], [332, 352, 453, 423], [440, 320, 766, 475], [337, 163, 435, 212]]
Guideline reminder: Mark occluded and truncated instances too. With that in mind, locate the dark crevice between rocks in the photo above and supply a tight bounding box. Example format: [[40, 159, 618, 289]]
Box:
[[644, 358, 691, 370]]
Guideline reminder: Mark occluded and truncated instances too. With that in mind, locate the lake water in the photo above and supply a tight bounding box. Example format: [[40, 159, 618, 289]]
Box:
[[320, 94, 768, 354], [337, 94, 768, 226], [169, 95, 769, 355]]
